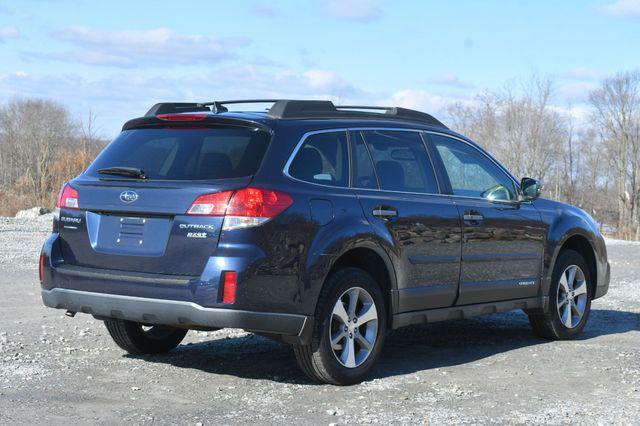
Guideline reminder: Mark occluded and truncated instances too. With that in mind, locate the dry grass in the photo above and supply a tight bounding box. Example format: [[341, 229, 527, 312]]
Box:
[[0, 147, 98, 217]]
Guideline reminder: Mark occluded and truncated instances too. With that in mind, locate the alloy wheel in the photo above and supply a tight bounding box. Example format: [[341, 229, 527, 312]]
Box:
[[556, 265, 588, 329], [330, 286, 379, 368]]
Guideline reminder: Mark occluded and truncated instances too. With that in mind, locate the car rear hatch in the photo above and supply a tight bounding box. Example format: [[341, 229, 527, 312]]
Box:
[[57, 120, 271, 276]]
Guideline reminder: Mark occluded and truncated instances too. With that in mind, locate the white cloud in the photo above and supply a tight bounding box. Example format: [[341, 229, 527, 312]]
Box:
[[0, 67, 367, 136], [325, 0, 382, 22], [0, 26, 20, 42], [557, 81, 599, 103], [560, 68, 607, 81], [44, 27, 249, 67], [384, 89, 451, 114], [549, 104, 592, 124], [429, 73, 474, 89], [598, 0, 640, 18], [7, 66, 593, 140], [303, 70, 357, 96]]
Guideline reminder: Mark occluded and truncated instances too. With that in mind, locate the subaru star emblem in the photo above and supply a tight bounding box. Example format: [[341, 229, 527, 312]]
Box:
[[120, 190, 138, 203]]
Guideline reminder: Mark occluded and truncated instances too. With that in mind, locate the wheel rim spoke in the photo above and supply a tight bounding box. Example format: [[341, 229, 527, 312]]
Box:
[[357, 303, 377, 325], [347, 288, 360, 317], [559, 273, 570, 293], [573, 280, 587, 297], [355, 333, 372, 351], [557, 294, 567, 310], [562, 303, 573, 328], [331, 330, 346, 350], [340, 336, 356, 368], [332, 299, 350, 326], [566, 266, 577, 290], [571, 301, 582, 318]]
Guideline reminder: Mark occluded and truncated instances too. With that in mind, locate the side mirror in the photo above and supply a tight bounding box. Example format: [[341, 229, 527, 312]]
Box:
[[520, 177, 542, 201]]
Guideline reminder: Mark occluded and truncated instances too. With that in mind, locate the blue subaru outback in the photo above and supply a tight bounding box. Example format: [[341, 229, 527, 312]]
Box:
[[40, 100, 609, 385]]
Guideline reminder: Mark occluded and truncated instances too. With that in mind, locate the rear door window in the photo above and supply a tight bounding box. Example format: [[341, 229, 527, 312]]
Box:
[[360, 130, 438, 194], [86, 127, 270, 180], [288, 131, 349, 187]]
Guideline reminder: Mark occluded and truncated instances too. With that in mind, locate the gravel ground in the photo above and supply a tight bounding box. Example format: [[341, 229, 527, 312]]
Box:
[[0, 216, 638, 425]]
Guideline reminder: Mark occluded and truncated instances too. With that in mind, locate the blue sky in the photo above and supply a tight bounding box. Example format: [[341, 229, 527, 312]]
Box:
[[0, 0, 638, 137]]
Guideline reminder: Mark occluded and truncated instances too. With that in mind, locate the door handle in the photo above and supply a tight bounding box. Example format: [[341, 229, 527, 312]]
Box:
[[463, 212, 484, 222], [372, 208, 398, 219]]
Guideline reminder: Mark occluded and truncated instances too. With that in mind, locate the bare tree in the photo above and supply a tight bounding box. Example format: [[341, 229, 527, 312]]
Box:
[[0, 99, 79, 205], [1, 75, 639, 240], [447, 76, 567, 183], [446, 75, 623, 236], [589, 71, 640, 239]]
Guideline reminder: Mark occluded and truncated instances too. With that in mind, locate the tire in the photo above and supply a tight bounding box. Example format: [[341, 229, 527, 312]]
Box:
[[528, 249, 592, 340], [104, 319, 188, 355], [293, 267, 387, 385]]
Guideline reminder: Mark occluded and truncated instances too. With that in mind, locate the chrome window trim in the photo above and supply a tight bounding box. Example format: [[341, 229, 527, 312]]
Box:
[[283, 128, 351, 190], [284, 127, 442, 194], [283, 127, 529, 205]]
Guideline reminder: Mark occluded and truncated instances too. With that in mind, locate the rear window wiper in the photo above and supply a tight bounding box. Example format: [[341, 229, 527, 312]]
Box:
[[97, 167, 148, 180]]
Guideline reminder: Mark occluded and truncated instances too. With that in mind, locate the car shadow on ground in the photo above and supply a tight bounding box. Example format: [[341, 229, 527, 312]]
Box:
[[128, 308, 639, 384]]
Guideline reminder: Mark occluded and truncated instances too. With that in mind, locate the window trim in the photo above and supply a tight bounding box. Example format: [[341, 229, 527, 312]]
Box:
[[282, 127, 526, 204], [284, 127, 445, 195], [283, 128, 351, 189]]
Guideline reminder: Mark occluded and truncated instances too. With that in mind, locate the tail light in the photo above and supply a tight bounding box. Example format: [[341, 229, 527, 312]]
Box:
[[221, 271, 237, 304], [56, 183, 79, 209], [186, 187, 293, 231], [186, 191, 233, 216]]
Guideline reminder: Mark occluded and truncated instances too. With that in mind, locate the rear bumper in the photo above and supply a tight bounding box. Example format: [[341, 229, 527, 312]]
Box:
[[41, 288, 314, 344]]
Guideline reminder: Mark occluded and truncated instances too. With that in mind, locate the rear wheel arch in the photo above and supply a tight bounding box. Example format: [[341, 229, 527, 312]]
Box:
[[323, 245, 396, 325]]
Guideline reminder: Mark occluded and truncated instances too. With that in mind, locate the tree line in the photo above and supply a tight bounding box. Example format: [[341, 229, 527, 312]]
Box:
[[447, 71, 640, 240], [0, 99, 105, 216], [0, 70, 638, 239]]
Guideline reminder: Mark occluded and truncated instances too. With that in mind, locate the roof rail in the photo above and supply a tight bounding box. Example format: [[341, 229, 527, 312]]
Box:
[[144, 99, 447, 128]]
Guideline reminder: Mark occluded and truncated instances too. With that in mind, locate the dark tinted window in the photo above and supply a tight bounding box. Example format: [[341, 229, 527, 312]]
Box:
[[430, 134, 517, 201], [87, 128, 270, 180], [350, 131, 378, 189], [289, 131, 349, 187], [361, 130, 438, 193]]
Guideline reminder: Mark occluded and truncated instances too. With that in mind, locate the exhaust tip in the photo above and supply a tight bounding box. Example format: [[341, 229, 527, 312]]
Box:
[[65, 310, 76, 318]]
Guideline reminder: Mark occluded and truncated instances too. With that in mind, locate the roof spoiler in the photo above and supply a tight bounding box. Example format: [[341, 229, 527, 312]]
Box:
[[145, 103, 211, 116]]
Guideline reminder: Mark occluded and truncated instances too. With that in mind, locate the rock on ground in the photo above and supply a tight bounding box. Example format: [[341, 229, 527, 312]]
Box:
[[14, 207, 51, 219]]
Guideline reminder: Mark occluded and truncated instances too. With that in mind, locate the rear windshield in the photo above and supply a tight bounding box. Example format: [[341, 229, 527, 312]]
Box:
[[86, 127, 270, 180]]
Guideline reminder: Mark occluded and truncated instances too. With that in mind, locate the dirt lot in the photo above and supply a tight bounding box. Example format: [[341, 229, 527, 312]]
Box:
[[0, 215, 638, 425]]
